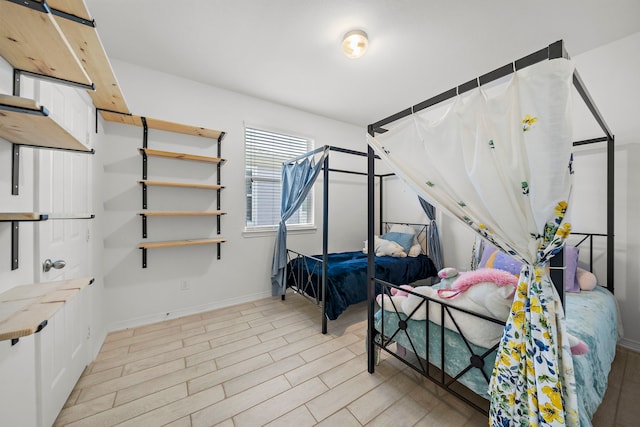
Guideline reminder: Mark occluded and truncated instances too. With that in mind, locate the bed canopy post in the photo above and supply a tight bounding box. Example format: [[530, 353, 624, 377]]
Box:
[[322, 154, 329, 334], [379, 175, 383, 235], [607, 135, 614, 291], [367, 127, 376, 374]]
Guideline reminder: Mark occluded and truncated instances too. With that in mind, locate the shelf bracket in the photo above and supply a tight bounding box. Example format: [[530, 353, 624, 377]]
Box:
[[141, 247, 147, 268], [217, 139, 222, 235], [141, 116, 148, 149], [13, 68, 94, 92], [217, 242, 221, 260], [11, 144, 20, 196], [141, 214, 147, 238], [11, 221, 18, 270], [49, 6, 96, 27], [141, 182, 148, 209], [141, 150, 148, 180], [13, 68, 21, 97]]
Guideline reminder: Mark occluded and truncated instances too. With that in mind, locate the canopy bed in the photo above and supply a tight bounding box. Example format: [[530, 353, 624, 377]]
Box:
[[271, 145, 440, 334], [365, 40, 616, 427]]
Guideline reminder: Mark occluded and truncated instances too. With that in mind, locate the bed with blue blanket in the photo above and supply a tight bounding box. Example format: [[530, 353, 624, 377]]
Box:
[[374, 283, 617, 426], [287, 250, 437, 321]]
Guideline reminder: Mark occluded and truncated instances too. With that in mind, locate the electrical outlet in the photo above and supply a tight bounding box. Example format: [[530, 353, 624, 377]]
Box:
[[180, 280, 190, 291]]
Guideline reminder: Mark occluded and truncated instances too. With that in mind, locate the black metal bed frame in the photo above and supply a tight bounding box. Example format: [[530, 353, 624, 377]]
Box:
[[282, 145, 393, 334], [282, 144, 439, 334], [364, 40, 615, 412], [285, 222, 433, 325]]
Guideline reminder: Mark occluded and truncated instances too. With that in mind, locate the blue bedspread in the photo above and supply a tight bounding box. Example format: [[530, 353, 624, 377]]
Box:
[[288, 251, 436, 320], [375, 286, 617, 426]]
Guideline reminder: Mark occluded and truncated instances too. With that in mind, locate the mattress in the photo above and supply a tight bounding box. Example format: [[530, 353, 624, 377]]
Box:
[[287, 251, 437, 320]]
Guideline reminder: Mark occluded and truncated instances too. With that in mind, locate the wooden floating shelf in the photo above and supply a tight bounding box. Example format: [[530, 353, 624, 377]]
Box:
[[138, 211, 225, 217], [138, 238, 226, 250], [139, 148, 224, 164], [47, 0, 130, 114], [0, 0, 92, 87], [101, 111, 225, 140], [0, 94, 93, 152], [0, 277, 94, 342], [0, 212, 94, 221], [138, 180, 224, 190]]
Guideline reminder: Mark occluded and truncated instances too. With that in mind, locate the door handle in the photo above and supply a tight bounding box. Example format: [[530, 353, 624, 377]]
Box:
[[43, 259, 66, 272]]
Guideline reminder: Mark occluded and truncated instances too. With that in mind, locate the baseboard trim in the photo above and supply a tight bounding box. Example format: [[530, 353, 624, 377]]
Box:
[[618, 337, 640, 352], [106, 291, 273, 333]]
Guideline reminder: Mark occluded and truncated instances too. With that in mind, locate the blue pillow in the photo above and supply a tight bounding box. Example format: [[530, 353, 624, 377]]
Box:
[[380, 232, 414, 254]]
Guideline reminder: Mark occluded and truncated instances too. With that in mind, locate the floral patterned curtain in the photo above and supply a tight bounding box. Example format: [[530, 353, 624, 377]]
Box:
[[367, 59, 578, 426]]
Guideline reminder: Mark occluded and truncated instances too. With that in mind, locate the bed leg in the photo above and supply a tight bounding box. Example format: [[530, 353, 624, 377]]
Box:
[[281, 295, 285, 301]]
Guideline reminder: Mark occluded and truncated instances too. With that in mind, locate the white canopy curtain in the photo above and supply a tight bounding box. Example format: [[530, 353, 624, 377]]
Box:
[[271, 146, 329, 296], [367, 59, 578, 426]]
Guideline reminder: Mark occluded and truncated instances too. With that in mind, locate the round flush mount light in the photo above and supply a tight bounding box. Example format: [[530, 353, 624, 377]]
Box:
[[342, 29, 368, 59]]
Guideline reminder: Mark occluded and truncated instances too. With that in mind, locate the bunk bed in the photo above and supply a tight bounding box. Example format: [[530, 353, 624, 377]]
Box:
[[276, 146, 438, 334], [365, 40, 616, 427]]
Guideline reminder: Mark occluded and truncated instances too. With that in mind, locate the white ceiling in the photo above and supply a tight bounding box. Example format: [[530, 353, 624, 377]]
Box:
[[85, 0, 640, 127]]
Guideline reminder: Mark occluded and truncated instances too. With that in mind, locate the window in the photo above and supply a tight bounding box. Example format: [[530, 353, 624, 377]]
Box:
[[245, 127, 314, 231]]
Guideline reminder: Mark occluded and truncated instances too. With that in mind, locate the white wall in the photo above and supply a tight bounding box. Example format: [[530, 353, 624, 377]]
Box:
[[101, 60, 372, 330], [572, 32, 640, 349]]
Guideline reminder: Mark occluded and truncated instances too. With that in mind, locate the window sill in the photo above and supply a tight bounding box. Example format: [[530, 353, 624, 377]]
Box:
[[242, 225, 317, 238]]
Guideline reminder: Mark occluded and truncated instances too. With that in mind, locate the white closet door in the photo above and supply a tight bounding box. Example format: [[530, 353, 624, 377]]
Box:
[[33, 80, 93, 427]]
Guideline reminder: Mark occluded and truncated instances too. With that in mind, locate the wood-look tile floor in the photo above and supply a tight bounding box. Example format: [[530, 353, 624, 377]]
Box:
[[55, 292, 636, 426]]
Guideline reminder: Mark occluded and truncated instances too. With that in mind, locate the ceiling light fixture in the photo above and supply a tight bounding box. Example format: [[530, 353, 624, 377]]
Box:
[[342, 29, 368, 59]]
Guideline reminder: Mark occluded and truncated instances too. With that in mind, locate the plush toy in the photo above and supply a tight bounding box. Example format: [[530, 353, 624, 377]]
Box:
[[376, 268, 589, 354], [437, 267, 460, 289], [363, 236, 407, 258], [567, 334, 589, 355], [391, 284, 414, 297], [576, 267, 597, 291]]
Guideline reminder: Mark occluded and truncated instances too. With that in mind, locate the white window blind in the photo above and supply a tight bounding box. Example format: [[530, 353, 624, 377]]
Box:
[[245, 127, 314, 230]]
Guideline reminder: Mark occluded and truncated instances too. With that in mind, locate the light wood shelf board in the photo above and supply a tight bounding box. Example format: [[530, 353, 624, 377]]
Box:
[[139, 211, 225, 217], [0, 212, 46, 221], [144, 117, 223, 140], [138, 238, 226, 250], [0, 277, 93, 341], [0, 277, 89, 303], [100, 112, 223, 140], [0, 94, 92, 151], [49, 0, 130, 114], [139, 148, 222, 163], [0, 212, 93, 221], [99, 111, 142, 126], [137, 180, 224, 190], [0, 0, 92, 86], [0, 301, 65, 341]]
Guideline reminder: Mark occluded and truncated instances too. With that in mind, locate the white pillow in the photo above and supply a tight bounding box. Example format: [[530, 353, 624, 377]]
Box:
[[363, 235, 407, 257], [408, 244, 421, 257]]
